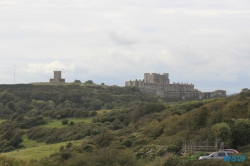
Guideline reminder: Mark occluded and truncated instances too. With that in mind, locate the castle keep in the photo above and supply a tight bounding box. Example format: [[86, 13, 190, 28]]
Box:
[[50, 71, 65, 83], [125, 73, 226, 100]]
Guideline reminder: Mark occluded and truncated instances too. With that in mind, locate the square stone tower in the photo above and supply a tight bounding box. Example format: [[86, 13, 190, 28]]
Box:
[[144, 73, 170, 84], [50, 71, 65, 83]]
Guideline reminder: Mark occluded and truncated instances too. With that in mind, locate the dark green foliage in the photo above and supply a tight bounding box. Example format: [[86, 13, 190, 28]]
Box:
[[6, 102, 15, 110], [123, 139, 133, 147], [81, 143, 95, 153], [148, 125, 164, 139], [85, 80, 94, 84], [232, 119, 250, 147], [0, 129, 23, 152], [194, 107, 209, 129], [2, 84, 250, 166], [62, 119, 68, 125], [27, 123, 104, 143], [73, 80, 81, 84], [90, 100, 103, 110], [131, 103, 165, 122], [61, 152, 72, 160], [89, 110, 97, 117], [19, 117, 46, 129], [93, 130, 114, 147], [167, 144, 181, 153], [59, 146, 64, 151], [45, 136, 57, 144], [0, 84, 161, 120], [10, 132, 23, 147], [110, 119, 124, 130], [211, 122, 231, 143], [179, 101, 204, 112], [66, 142, 73, 148]]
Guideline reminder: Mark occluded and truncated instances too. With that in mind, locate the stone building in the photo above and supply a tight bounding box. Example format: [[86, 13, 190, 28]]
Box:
[[125, 73, 226, 100], [50, 71, 65, 83]]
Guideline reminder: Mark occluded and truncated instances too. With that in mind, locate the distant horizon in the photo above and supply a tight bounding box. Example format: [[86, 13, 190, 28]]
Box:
[[1, 72, 246, 95]]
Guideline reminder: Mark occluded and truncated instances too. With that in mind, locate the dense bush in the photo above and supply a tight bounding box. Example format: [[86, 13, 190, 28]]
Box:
[[231, 119, 250, 147], [131, 103, 165, 122]]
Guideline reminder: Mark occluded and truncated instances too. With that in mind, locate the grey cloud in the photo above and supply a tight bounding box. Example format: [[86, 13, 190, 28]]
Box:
[[107, 29, 139, 46]]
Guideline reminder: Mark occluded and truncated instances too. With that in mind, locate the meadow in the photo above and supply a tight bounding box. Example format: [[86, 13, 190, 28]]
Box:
[[43, 117, 92, 128], [3, 136, 85, 161]]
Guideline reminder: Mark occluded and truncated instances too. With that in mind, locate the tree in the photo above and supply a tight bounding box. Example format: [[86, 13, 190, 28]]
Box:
[[73, 80, 82, 84], [232, 119, 250, 147], [93, 130, 114, 147], [211, 123, 231, 143], [85, 80, 94, 84], [10, 133, 23, 148]]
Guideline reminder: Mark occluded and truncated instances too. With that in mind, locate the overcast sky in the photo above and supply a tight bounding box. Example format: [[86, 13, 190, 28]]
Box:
[[1, 0, 250, 94]]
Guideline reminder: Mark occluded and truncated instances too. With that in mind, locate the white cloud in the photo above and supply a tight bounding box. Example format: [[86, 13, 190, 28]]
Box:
[[23, 61, 76, 74], [158, 8, 250, 17], [0, 1, 17, 5]]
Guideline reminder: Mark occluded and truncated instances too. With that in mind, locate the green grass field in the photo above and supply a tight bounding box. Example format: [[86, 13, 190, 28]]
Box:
[[3, 135, 86, 161], [96, 109, 112, 116], [43, 118, 92, 128]]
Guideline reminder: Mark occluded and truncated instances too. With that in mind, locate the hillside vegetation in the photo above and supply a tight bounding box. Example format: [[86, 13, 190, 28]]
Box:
[[0, 84, 250, 166]]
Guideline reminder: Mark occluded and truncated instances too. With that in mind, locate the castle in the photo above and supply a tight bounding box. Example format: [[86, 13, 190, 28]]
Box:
[[125, 73, 226, 100], [50, 71, 65, 83]]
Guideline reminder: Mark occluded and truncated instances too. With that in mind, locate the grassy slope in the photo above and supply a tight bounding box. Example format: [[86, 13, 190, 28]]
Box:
[[2, 117, 92, 160], [2, 110, 111, 160], [3, 135, 85, 161]]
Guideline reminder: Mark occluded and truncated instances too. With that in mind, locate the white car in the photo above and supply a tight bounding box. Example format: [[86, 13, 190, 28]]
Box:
[[199, 151, 233, 160]]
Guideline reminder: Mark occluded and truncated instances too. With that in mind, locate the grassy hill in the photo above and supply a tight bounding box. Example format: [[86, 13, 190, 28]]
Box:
[[0, 84, 249, 166]]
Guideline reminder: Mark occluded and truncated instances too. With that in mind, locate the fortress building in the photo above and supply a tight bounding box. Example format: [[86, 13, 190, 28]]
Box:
[[50, 71, 65, 83], [125, 73, 226, 100]]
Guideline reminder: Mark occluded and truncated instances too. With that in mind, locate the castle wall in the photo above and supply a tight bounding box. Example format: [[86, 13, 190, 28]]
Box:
[[125, 73, 226, 100], [210, 90, 226, 97]]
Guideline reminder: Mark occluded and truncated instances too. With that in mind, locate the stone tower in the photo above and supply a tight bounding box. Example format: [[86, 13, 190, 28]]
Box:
[[144, 73, 170, 84], [50, 71, 65, 83]]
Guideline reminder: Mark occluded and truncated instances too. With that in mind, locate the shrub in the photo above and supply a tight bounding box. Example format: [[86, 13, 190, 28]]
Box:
[[62, 119, 68, 125], [123, 139, 133, 147], [61, 152, 72, 160], [60, 146, 65, 151], [93, 130, 114, 147], [66, 142, 73, 148]]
